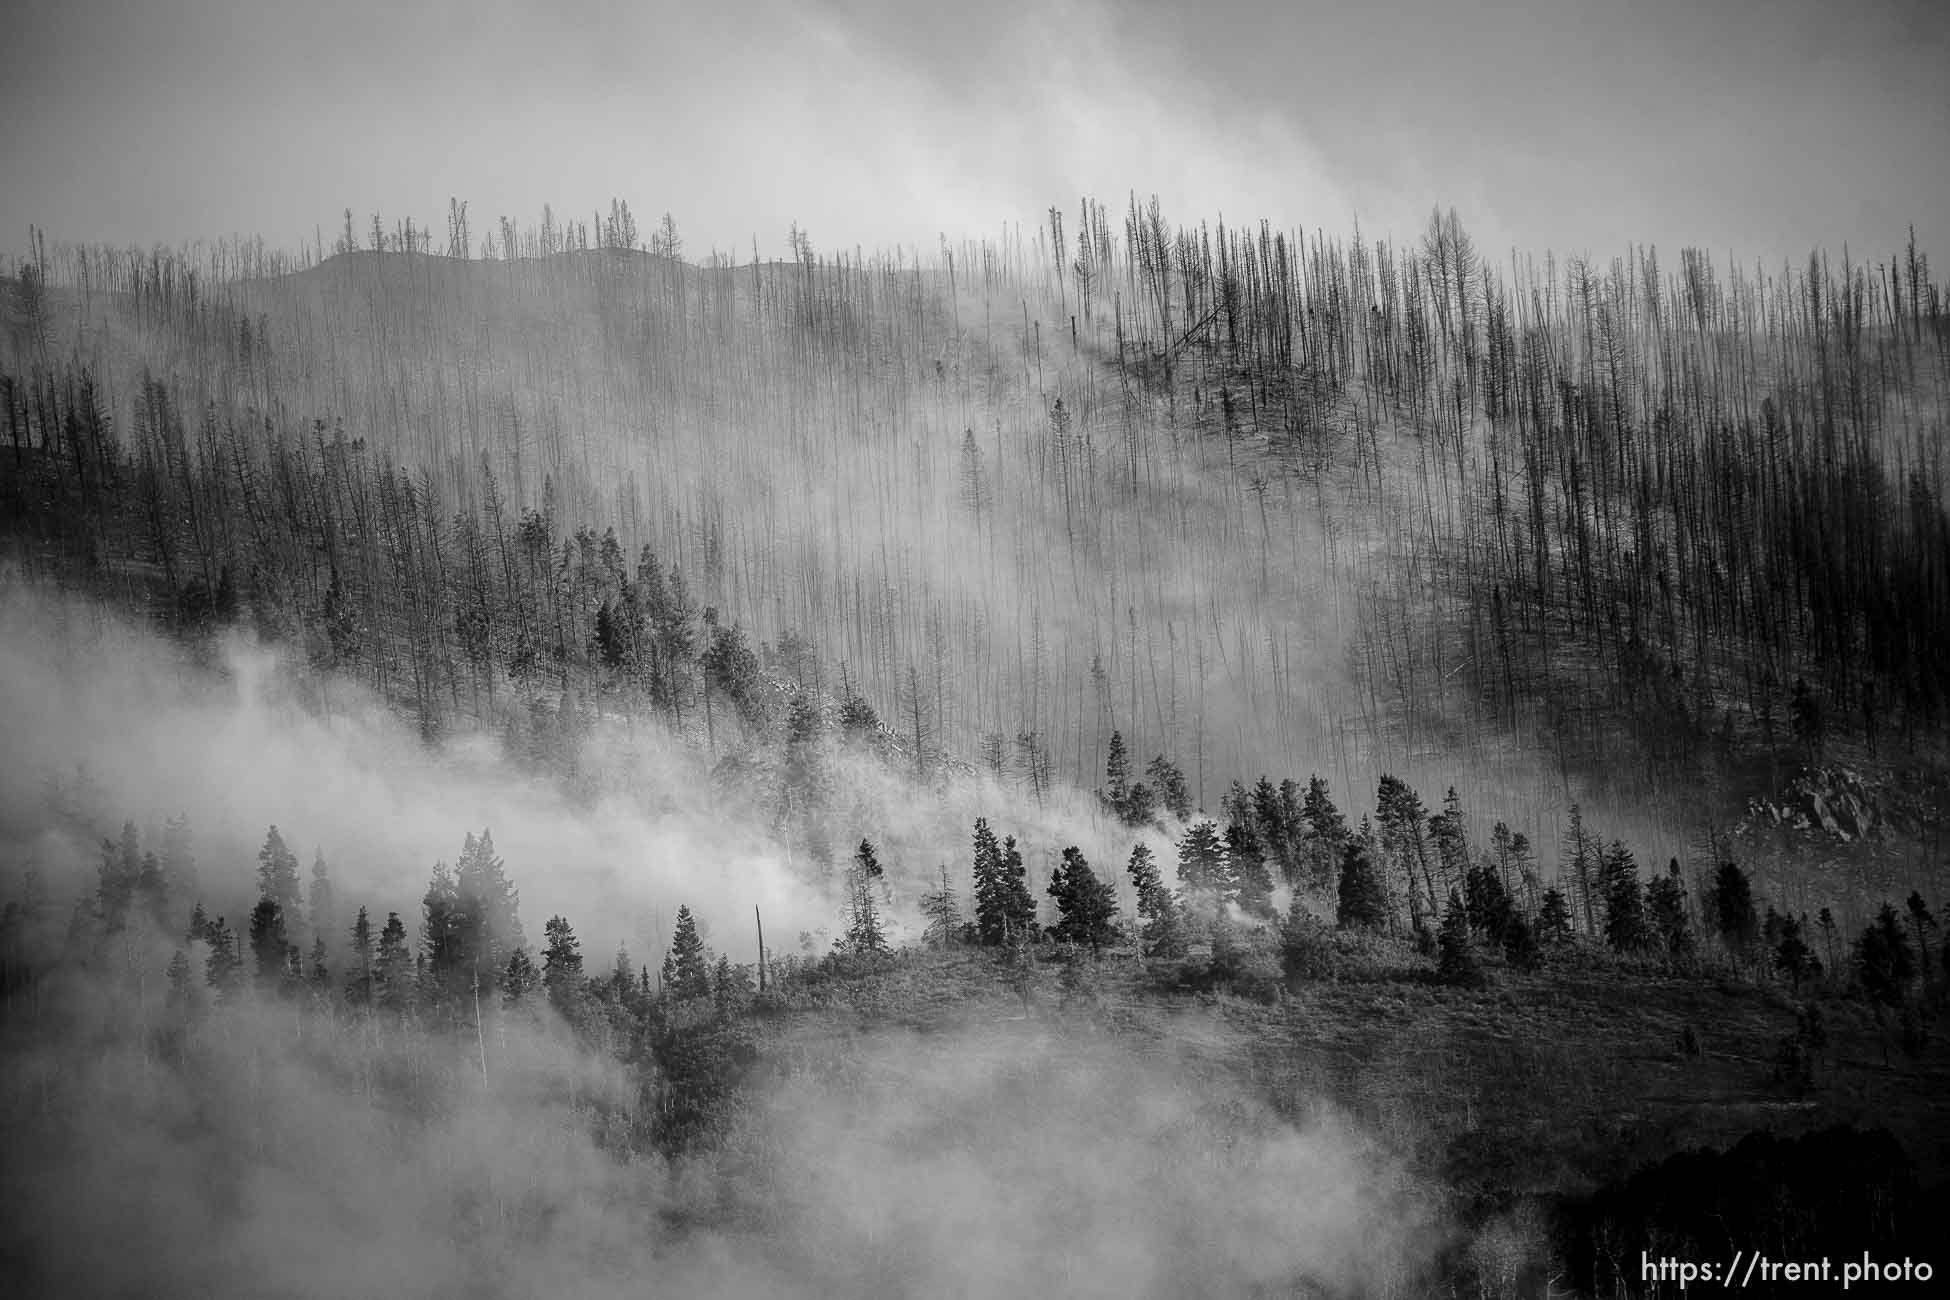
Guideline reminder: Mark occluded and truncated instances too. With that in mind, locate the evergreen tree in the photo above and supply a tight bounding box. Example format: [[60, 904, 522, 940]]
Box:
[[1646, 859, 1693, 956], [1537, 888, 1574, 947], [308, 934, 329, 987], [1225, 819, 1276, 920], [542, 914, 585, 1016], [374, 911, 412, 1013], [993, 834, 1036, 941], [203, 915, 243, 996], [166, 948, 198, 1013], [971, 818, 1008, 945], [421, 860, 464, 999], [1376, 775, 1436, 927], [500, 948, 539, 1006], [1100, 730, 1132, 820], [783, 691, 829, 815], [1047, 846, 1118, 951], [308, 849, 335, 955], [256, 825, 303, 919], [346, 906, 374, 1005], [1335, 826, 1389, 931], [1127, 842, 1183, 957], [1176, 820, 1230, 909], [664, 904, 712, 997], [1300, 774, 1349, 889], [1905, 892, 1937, 986], [185, 901, 209, 945], [136, 850, 170, 927], [1560, 804, 1601, 937], [919, 864, 962, 947], [1600, 841, 1647, 952], [454, 829, 525, 993], [1854, 904, 1915, 1005], [1709, 860, 1760, 961], [1146, 754, 1191, 822], [841, 840, 889, 956], [247, 897, 294, 990], [1438, 890, 1481, 986], [1773, 913, 1818, 990], [95, 824, 140, 933]]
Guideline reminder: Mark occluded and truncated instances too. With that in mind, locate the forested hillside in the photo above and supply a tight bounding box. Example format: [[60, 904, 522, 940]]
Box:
[[5, 199, 1950, 1298], [8, 203, 1947, 877]]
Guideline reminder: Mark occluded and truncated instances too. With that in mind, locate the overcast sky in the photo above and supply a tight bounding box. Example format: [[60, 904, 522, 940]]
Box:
[[4, 0, 1946, 270]]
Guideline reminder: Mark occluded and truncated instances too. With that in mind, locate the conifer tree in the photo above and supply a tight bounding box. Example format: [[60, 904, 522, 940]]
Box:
[[1176, 820, 1229, 907], [1300, 775, 1349, 889], [919, 864, 962, 947], [1226, 820, 1276, 920], [203, 915, 243, 996], [136, 850, 170, 927], [663, 905, 712, 997], [1335, 823, 1388, 931], [1646, 859, 1692, 956], [166, 948, 198, 1013], [542, 914, 585, 1015], [1100, 730, 1133, 819], [500, 948, 539, 1006], [248, 897, 293, 990], [1145, 754, 1191, 821], [1537, 888, 1574, 947], [1709, 860, 1760, 962], [454, 829, 524, 992], [1560, 804, 1601, 936], [308, 849, 335, 955], [971, 818, 1007, 945], [256, 825, 303, 919], [1905, 892, 1937, 986], [1047, 846, 1119, 951], [1854, 904, 1914, 1005], [1774, 913, 1818, 990], [346, 906, 374, 1005], [999, 835, 1037, 940], [1438, 890, 1481, 986], [1600, 841, 1647, 952], [841, 841, 889, 956], [1127, 842, 1183, 957], [374, 911, 412, 1013]]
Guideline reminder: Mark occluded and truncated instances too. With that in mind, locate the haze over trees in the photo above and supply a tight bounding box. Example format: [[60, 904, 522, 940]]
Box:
[[3, 190, 1948, 1298]]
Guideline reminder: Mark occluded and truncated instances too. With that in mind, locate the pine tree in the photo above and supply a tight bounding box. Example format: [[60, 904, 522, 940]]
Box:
[[1774, 913, 1818, 990], [1100, 730, 1132, 820], [1176, 820, 1229, 909], [971, 818, 1007, 945], [1905, 892, 1937, 986], [1537, 888, 1574, 947], [1047, 847, 1119, 951], [248, 897, 293, 990], [455, 829, 525, 993], [1854, 904, 1914, 1005], [542, 914, 585, 1016], [185, 901, 209, 945], [1560, 804, 1600, 937], [1709, 860, 1760, 962], [998, 835, 1037, 940], [308, 849, 335, 955], [1299, 775, 1348, 889], [136, 850, 170, 927], [256, 825, 303, 920], [1225, 819, 1276, 920], [1127, 842, 1183, 957], [919, 864, 962, 947], [500, 948, 539, 1006], [1646, 859, 1693, 957], [95, 824, 140, 933], [1335, 824, 1389, 931], [663, 905, 711, 997], [1146, 754, 1191, 821], [166, 948, 198, 1013], [374, 911, 412, 1013], [841, 841, 889, 957], [346, 906, 374, 1005], [421, 860, 464, 1000], [203, 916, 243, 997], [1438, 890, 1481, 986], [1600, 841, 1647, 952]]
